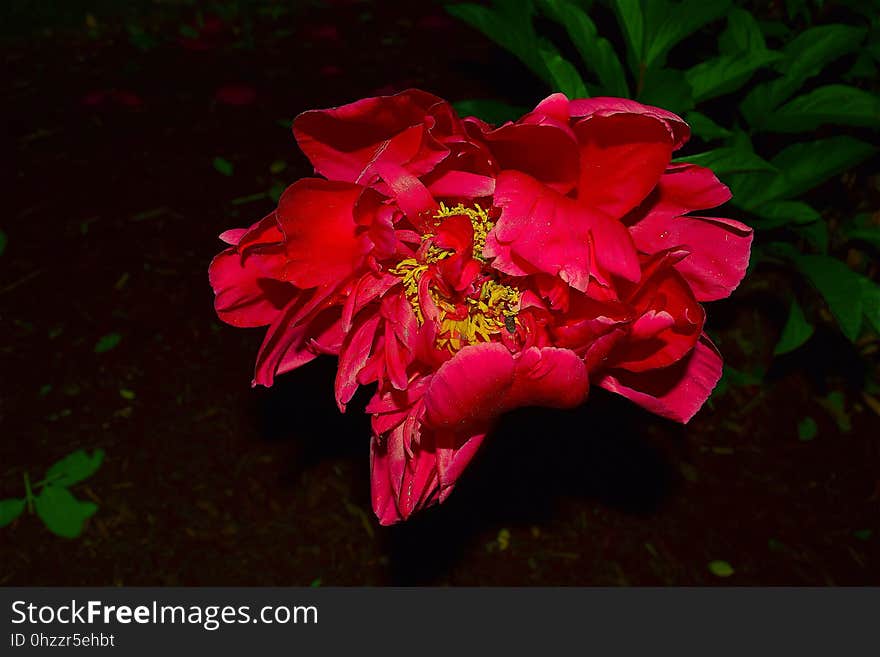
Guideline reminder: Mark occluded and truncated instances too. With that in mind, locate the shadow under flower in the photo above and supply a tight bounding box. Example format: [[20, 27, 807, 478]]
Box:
[[383, 390, 683, 584], [249, 356, 683, 585]]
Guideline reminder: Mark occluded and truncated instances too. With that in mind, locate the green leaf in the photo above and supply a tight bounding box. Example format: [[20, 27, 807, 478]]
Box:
[[774, 298, 814, 355], [268, 182, 285, 203], [741, 24, 867, 125], [719, 8, 767, 55], [610, 0, 644, 71], [453, 99, 526, 124], [846, 227, 880, 249], [673, 147, 776, 176], [708, 560, 734, 577], [860, 276, 880, 334], [127, 25, 158, 52], [639, 68, 693, 114], [94, 332, 122, 353], [0, 499, 26, 528], [844, 52, 878, 82], [44, 449, 105, 488], [34, 486, 97, 538], [794, 255, 864, 341], [759, 85, 880, 133], [843, 214, 880, 249], [731, 137, 876, 209], [538, 0, 628, 96], [751, 201, 821, 230], [212, 157, 234, 177], [645, 0, 731, 69], [793, 220, 829, 254], [0, 229, 6, 256], [776, 24, 867, 86], [684, 112, 731, 141], [686, 49, 781, 103], [758, 20, 791, 40], [539, 47, 588, 98], [797, 417, 818, 442], [819, 391, 852, 433], [447, 2, 549, 84], [179, 24, 199, 39]]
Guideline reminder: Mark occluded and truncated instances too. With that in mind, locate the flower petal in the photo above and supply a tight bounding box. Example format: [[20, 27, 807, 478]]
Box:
[[209, 214, 296, 328], [293, 89, 450, 183], [569, 97, 690, 150], [423, 342, 589, 431], [487, 171, 639, 289], [276, 179, 370, 289], [598, 334, 722, 423], [573, 113, 674, 218]]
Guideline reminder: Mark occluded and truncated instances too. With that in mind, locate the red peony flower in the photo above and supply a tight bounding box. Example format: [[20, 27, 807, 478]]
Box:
[[209, 90, 752, 524]]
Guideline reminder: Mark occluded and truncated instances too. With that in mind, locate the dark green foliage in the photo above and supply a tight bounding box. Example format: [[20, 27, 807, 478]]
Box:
[[447, 0, 880, 359], [0, 449, 105, 538]]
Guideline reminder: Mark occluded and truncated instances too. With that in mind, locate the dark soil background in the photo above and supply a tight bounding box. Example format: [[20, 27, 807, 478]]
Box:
[[2, 0, 878, 585]]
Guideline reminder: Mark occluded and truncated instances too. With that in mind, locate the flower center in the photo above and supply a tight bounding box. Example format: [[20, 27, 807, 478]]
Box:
[[390, 203, 521, 353]]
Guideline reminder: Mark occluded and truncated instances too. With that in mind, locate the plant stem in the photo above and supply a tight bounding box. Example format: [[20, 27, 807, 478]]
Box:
[[23, 472, 35, 514]]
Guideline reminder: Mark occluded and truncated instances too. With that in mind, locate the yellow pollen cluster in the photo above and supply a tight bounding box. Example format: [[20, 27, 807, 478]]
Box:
[[389, 204, 520, 352], [437, 280, 520, 352]]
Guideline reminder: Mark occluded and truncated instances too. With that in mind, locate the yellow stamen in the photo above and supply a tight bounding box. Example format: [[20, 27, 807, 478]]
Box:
[[389, 204, 519, 353]]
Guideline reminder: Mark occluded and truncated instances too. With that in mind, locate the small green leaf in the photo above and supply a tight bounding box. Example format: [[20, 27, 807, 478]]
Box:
[[44, 448, 105, 488], [639, 68, 694, 114], [453, 99, 527, 124], [34, 486, 97, 538], [860, 277, 880, 335], [310, 577, 323, 587], [94, 333, 122, 353], [797, 417, 818, 442], [644, 0, 731, 70], [446, 2, 549, 84], [708, 560, 734, 577], [845, 52, 878, 82], [0, 229, 6, 256], [751, 201, 821, 230], [741, 24, 867, 125], [776, 24, 867, 89], [731, 137, 876, 209], [759, 85, 880, 133], [213, 157, 234, 177], [793, 220, 829, 254], [684, 112, 731, 141], [539, 0, 628, 97], [794, 255, 863, 341], [719, 8, 767, 55], [845, 226, 880, 249], [119, 389, 136, 400], [610, 0, 645, 71], [674, 147, 776, 176], [0, 499, 26, 528], [819, 391, 852, 433], [539, 47, 588, 98], [686, 49, 781, 103], [774, 299, 814, 356], [269, 160, 287, 175], [768, 537, 786, 551], [853, 529, 872, 541], [127, 25, 158, 52], [268, 182, 285, 203]]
